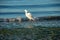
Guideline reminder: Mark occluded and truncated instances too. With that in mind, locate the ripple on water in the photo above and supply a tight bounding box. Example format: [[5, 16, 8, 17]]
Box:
[[0, 20, 60, 28]]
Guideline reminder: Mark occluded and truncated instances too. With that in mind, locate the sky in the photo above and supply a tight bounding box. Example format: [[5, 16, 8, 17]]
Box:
[[0, 0, 60, 13]]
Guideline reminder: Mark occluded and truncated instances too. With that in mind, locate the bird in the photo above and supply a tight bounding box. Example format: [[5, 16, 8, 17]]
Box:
[[24, 9, 34, 21]]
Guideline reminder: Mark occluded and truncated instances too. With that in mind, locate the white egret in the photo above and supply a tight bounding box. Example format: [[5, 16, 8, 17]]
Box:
[[24, 9, 34, 21]]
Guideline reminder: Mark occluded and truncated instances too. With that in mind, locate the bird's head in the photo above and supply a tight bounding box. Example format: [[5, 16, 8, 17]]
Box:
[[24, 9, 28, 13]]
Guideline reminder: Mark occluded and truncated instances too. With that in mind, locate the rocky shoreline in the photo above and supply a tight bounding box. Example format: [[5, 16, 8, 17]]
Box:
[[0, 16, 60, 22]]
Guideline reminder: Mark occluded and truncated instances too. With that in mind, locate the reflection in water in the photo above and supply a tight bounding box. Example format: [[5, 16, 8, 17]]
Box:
[[0, 20, 60, 29]]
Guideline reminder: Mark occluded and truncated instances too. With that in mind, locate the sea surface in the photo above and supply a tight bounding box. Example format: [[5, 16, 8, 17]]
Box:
[[0, 11, 60, 18], [0, 0, 60, 28]]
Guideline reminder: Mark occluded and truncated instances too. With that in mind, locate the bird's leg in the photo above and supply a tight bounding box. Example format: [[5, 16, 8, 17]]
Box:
[[30, 19, 35, 22], [29, 19, 31, 22]]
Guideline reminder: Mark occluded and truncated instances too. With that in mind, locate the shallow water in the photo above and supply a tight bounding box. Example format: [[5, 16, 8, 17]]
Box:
[[0, 20, 60, 29]]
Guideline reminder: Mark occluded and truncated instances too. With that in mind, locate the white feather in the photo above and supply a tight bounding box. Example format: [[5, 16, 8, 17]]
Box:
[[24, 9, 34, 20]]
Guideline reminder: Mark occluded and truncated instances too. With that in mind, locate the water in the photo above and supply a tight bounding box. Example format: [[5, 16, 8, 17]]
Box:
[[0, 20, 60, 29], [0, 0, 60, 40], [0, 1, 60, 18], [0, 11, 60, 18], [0, 11, 60, 28], [0, 0, 60, 18]]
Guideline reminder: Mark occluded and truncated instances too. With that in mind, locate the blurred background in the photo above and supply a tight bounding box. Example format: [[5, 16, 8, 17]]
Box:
[[0, 0, 60, 18]]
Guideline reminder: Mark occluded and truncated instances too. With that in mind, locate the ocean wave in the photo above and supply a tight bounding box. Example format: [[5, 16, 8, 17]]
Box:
[[0, 4, 60, 8], [0, 11, 60, 14]]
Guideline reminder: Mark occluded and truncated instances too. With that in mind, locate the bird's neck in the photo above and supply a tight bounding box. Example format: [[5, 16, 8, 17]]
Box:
[[25, 12, 27, 13]]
